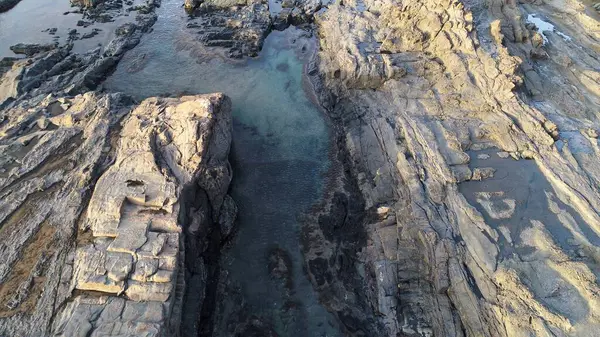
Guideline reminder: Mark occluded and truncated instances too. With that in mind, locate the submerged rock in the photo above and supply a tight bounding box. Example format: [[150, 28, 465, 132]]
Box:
[[184, 0, 271, 58], [9, 43, 57, 57], [267, 247, 293, 291], [0, 86, 233, 336]]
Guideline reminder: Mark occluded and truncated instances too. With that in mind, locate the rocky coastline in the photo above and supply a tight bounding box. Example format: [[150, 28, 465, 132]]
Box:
[[305, 0, 600, 335], [1, 0, 600, 335]]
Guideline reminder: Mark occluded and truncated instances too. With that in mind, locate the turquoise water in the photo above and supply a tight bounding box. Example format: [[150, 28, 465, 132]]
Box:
[[104, 0, 342, 335]]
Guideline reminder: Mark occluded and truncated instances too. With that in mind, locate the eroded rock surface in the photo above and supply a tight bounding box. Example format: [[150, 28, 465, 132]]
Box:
[[184, 0, 272, 58], [181, 0, 324, 58], [0, 91, 233, 336], [2, 0, 600, 334], [304, 0, 600, 336], [0, 3, 235, 334], [53, 93, 233, 337]]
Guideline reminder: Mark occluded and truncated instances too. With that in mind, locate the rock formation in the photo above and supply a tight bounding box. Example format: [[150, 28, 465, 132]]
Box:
[[52, 93, 232, 337], [184, 0, 272, 58], [0, 0, 20, 12], [2, 0, 600, 334], [0, 3, 234, 336], [303, 0, 600, 336]]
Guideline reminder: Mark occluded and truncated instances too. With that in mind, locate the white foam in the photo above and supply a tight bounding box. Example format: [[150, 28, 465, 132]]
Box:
[[526, 14, 572, 44]]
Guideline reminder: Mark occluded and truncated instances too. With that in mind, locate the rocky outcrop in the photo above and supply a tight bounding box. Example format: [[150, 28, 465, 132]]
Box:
[[9, 44, 57, 57], [0, 88, 131, 336], [52, 93, 233, 337], [185, 0, 272, 58], [0, 2, 234, 335], [0, 8, 156, 108], [0, 70, 233, 337], [307, 0, 600, 336]]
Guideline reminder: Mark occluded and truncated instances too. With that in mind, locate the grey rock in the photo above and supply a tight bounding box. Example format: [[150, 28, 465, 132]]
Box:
[[9, 43, 56, 57], [219, 195, 238, 238], [0, 0, 20, 12], [185, 3, 272, 58], [304, 0, 600, 335]]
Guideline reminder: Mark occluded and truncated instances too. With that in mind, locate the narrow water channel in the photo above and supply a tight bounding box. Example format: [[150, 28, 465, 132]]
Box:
[[104, 0, 343, 335]]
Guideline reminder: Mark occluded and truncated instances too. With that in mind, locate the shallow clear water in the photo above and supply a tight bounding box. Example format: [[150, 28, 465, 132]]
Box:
[[526, 13, 572, 44], [0, 0, 138, 58], [459, 149, 600, 257], [105, 0, 341, 335]]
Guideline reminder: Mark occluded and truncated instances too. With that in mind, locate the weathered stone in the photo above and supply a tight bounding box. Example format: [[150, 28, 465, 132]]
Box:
[[219, 194, 238, 238], [9, 43, 56, 57], [305, 0, 600, 335], [0, 0, 21, 12], [0, 62, 233, 337], [185, 3, 271, 58]]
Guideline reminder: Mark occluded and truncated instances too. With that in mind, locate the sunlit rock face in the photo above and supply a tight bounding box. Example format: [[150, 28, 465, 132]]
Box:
[[0, 81, 233, 336], [54, 94, 233, 337], [308, 0, 600, 335]]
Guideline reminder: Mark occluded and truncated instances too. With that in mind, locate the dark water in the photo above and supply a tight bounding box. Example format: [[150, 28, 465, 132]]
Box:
[[104, 0, 342, 335]]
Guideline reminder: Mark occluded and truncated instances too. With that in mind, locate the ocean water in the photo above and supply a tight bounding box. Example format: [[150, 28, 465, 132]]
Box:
[[104, 0, 341, 335]]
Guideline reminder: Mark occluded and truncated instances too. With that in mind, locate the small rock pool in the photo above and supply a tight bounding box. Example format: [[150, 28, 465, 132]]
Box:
[[104, 0, 343, 335]]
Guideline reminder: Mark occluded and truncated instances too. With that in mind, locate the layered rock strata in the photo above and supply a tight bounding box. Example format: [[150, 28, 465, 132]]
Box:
[[184, 0, 272, 58], [0, 82, 232, 336], [52, 93, 233, 337], [0, 13, 157, 336], [0, 3, 233, 335], [305, 0, 600, 336]]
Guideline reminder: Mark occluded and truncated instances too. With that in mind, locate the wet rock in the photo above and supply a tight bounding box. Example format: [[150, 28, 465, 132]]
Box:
[[289, 7, 307, 25], [43, 27, 59, 35], [273, 8, 292, 31], [81, 29, 101, 39], [219, 195, 238, 239], [205, 0, 247, 6], [185, 2, 272, 58], [471, 167, 496, 181], [71, 0, 103, 8], [9, 43, 56, 57], [267, 247, 293, 290], [76, 20, 92, 27], [530, 47, 549, 60], [0, 0, 20, 12]]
